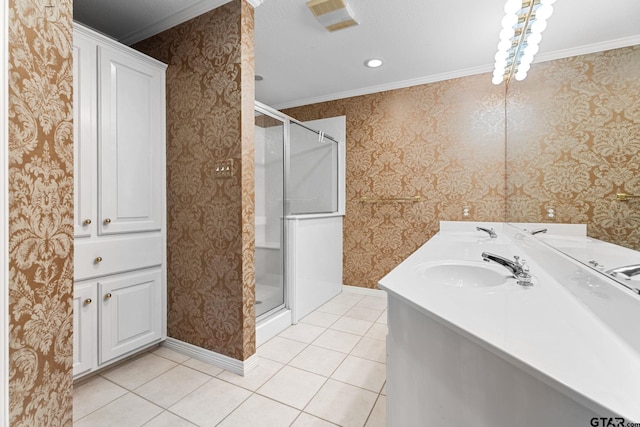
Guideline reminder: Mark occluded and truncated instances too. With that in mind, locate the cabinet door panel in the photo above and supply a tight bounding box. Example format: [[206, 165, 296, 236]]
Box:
[[73, 281, 97, 377], [73, 33, 97, 238], [99, 269, 162, 364], [98, 46, 164, 235]]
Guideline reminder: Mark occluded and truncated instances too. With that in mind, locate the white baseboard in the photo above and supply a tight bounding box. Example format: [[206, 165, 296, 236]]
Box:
[[162, 338, 259, 376], [342, 284, 387, 298], [256, 309, 291, 347]]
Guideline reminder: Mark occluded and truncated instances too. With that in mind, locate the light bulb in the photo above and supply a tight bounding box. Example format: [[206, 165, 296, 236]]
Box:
[[515, 70, 527, 81], [541, 0, 557, 4], [530, 19, 547, 34], [518, 62, 531, 73], [526, 32, 542, 46], [495, 50, 508, 62], [520, 53, 534, 65], [504, 0, 522, 15], [535, 4, 554, 21], [498, 39, 512, 52], [524, 44, 539, 56], [500, 27, 515, 42], [501, 13, 518, 29], [492, 75, 504, 85]]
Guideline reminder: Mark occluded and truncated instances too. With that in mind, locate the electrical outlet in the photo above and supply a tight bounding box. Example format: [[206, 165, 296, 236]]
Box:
[[214, 159, 234, 178]]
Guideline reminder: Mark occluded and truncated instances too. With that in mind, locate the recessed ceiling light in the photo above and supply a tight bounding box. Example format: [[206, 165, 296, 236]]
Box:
[[364, 58, 383, 68], [255, 74, 264, 81]]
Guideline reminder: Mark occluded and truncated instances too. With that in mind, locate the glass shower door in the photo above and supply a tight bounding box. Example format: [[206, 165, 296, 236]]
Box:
[[254, 111, 286, 318]]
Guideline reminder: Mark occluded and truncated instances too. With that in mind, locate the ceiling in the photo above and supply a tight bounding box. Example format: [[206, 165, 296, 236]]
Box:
[[74, 0, 640, 109]]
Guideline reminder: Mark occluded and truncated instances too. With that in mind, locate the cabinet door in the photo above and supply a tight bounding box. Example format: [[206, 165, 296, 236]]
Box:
[[99, 269, 162, 364], [73, 32, 97, 238], [98, 45, 164, 235], [73, 281, 97, 377]]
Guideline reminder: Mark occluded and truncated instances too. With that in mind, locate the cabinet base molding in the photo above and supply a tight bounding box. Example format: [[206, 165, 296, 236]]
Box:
[[162, 338, 258, 376]]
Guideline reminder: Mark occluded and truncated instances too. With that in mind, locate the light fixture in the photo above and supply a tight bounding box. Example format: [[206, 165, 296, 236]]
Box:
[[255, 74, 264, 81], [364, 58, 383, 68], [306, 0, 359, 32], [492, 0, 555, 85]]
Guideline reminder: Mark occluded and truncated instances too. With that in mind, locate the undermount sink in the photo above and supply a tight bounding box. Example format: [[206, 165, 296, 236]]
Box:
[[419, 261, 511, 288]]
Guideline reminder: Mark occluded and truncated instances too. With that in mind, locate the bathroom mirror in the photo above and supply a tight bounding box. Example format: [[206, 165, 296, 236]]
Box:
[[504, 44, 640, 259]]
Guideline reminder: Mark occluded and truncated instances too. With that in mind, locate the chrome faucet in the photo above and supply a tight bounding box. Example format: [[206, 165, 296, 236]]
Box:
[[481, 252, 532, 286], [606, 264, 640, 280], [476, 226, 497, 239], [530, 228, 548, 235]]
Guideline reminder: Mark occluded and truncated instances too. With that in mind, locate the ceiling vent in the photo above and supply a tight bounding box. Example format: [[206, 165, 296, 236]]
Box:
[[306, 0, 359, 32]]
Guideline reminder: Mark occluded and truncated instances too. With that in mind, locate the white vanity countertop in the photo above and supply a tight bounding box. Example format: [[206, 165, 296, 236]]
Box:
[[379, 221, 640, 421]]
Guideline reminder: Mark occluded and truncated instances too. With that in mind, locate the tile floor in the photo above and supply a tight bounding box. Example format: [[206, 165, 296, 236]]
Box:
[[73, 290, 388, 427]]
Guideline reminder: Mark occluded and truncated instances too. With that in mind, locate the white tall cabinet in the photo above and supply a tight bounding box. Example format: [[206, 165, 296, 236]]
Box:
[[72, 23, 167, 379]]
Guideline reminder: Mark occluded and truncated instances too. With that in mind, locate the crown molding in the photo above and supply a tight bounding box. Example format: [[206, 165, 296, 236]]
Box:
[[271, 63, 495, 110], [271, 34, 640, 110], [120, 0, 232, 45]]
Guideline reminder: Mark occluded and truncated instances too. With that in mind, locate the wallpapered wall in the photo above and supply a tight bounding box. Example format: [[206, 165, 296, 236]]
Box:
[[506, 45, 640, 250], [285, 74, 506, 289], [8, 0, 74, 425], [134, 0, 256, 361]]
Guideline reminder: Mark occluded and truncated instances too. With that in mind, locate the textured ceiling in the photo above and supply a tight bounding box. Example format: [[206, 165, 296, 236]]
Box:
[[73, 0, 640, 109]]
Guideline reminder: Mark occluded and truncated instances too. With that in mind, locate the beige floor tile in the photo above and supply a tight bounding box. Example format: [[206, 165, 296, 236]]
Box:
[[345, 306, 384, 322], [101, 353, 177, 390], [300, 311, 341, 328], [182, 357, 225, 377], [356, 296, 388, 311], [316, 301, 352, 316], [313, 329, 361, 354], [143, 411, 197, 427], [376, 310, 387, 324], [305, 379, 377, 427], [365, 323, 388, 341], [135, 365, 211, 408], [289, 345, 347, 377], [74, 393, 162, 427], [329, 293, 364, 307], [258, 336, 307, 364], [365, 395, 386, 427], [330, 316, 374, 336], [351, 337, 387, 363], [278, 322, 326, 344], [257, 365, 327, 409], [331, 355, 386, 392], [292, 412, 339, 426], [217, 357, 283, 391], [73, 376, 128, 421], [168, 378, 251, 427], [152, 346, 190, 363], [217, 394, 300, 427]]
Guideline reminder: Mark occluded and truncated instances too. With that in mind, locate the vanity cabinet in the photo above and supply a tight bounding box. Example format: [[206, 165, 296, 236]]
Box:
[[72, 23, 167, 379]]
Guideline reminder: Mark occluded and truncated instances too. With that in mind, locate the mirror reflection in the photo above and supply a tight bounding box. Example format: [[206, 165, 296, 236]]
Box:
[[505, 45, 640, 255]]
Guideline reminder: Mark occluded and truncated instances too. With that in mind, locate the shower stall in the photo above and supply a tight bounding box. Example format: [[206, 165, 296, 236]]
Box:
[[254, 102, 345, 342]]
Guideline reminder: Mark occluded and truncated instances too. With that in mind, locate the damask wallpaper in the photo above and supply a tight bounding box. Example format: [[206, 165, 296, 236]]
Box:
[[285, 74, 506, 289], [134, 0, 256, 361], [506, 45, 640, 250], [8, 0, 74, 425]]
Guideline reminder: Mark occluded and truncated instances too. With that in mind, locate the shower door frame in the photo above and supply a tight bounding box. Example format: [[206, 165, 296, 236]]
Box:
[[255, 102, 290, 321]]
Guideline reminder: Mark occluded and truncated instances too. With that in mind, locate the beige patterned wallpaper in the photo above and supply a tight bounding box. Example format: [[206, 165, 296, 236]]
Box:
[[135, 0, 256, 361], [8, 0, 74, 425], [506, 45, 640, 250], [285, 74, 506, 289]]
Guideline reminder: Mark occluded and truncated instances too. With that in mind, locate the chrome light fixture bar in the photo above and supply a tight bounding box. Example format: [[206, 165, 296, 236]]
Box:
[[492, 0, 556, 85]]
